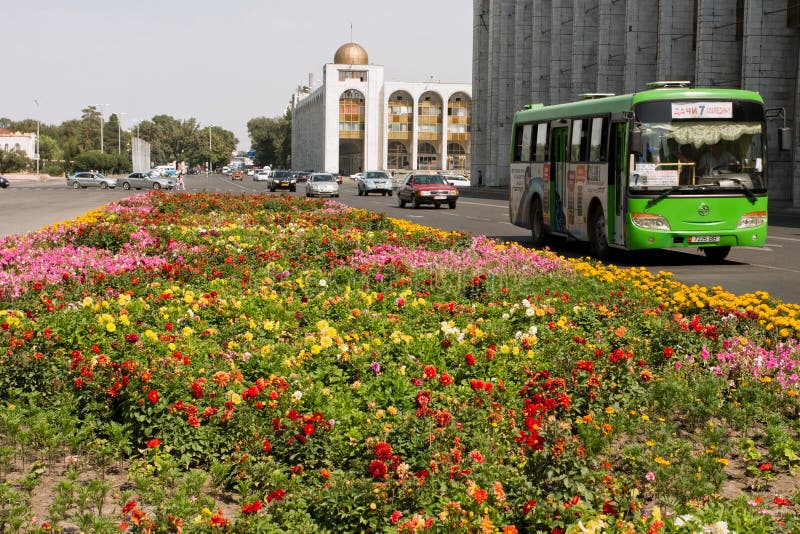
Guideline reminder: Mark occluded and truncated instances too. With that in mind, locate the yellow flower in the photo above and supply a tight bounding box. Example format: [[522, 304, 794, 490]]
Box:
[[105, 322, 116, 333], [715, 458, 729, 466], [654, 456, 670, 466]]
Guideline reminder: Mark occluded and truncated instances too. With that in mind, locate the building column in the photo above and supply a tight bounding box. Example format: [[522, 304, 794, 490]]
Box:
[[531, 0, 553, 104], [571, 0, 599, 96], [514, 0, 533, 111], [695, 0, 741, 88], [411, 95, 419, 170], [471, 0, 490, 183], [657, 0, 695, 82], [550, 0, 574, 104], [442, 94, 449, 170], [623, 0, 658, 93], [596, 0, 625, 94]]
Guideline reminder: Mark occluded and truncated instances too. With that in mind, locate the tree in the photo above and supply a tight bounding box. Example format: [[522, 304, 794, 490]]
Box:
[[0, 149, 30, 173], [247, 107, 292, 168]]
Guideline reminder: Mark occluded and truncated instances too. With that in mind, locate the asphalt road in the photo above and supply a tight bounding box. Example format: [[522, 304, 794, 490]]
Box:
[[2, 174, 799, 304]]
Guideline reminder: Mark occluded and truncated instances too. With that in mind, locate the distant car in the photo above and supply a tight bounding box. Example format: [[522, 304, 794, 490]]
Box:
[[222, 167, 231, 175], [350, 172, 363, 181], [247, 169, 255, 176], [119, 172, 175, 190], [269, 170, 296, 192], [67, 171, 118, 189], [396, 172, 459, 209], [162, 169, 179, 177], [294, 171, 310, 182], [357, 170, 394, 196], [254, 170, 271, 182], [441, 173, 471, 188], [305, 173, 340, 198], [231, 170, 243, 180], [0, 175, 8, 188]]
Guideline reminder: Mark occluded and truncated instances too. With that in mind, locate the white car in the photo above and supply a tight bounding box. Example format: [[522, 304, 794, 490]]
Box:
[[357, 170, 394, 196], [441, 173, 471, 188], [350, 172, 363, 181], [306, 173, 340, 198], [254, 170, 271, 182]]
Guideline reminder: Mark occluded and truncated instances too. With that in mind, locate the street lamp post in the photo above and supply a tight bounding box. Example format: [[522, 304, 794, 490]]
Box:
[[207, 126, 212, 190], [33, 99, 40, 176], [118, 112, 128, 154], [96, 104, 109, 152]]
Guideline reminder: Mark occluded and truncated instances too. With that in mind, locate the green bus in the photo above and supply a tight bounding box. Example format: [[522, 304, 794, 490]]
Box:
[[509, 81, 787, 262]]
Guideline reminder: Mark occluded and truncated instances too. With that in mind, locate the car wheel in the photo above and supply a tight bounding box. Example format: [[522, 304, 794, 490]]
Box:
[[388, 190, 393, 197], [71, 182, 79, 189], [290, 187, 296, 192], [413, 197, 420, 209], [434, 203, 441, 208], [358, 188, 363, 196], [397, 195, 406, 208], [122, 182, 131, 190], [153, 183, 161, 190], [589, 206, 610, 261], [100, 182, 108, 189], [530, 196, 546, 246], [448, 201, 457, 209], [702, 246, 731, 263]]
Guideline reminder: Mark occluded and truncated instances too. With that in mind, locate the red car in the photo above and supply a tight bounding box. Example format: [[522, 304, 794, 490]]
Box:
[[231, 170, 243, 180], [396, 172, 459, 209]]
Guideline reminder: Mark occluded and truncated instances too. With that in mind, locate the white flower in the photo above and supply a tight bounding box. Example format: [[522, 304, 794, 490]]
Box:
[[292, 390, 303, 400], [319, 279, 328, 287]]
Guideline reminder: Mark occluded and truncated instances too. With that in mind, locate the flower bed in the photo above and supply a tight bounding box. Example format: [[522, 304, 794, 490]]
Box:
[[0, 192, 798, 533]]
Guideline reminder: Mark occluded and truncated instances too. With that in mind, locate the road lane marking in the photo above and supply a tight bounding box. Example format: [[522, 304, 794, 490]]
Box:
[[767, 235, 800, 243], [749, 263, 800, 274]]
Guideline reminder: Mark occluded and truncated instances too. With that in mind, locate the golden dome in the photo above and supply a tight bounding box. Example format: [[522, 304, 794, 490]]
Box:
[[334, 43, 368, 65]]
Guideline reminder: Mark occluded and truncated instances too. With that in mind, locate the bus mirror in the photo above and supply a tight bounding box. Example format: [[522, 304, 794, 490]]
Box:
[[778, 127, 792, 151], [630, 127, 643, 155]]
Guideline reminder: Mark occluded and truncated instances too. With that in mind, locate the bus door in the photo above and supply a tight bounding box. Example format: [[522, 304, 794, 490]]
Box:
[[609, 120, 628, 246], [550, 122, 569, 233]]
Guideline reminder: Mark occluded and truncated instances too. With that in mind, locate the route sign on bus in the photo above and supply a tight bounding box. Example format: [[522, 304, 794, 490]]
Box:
[[671, 102, 732, 119]]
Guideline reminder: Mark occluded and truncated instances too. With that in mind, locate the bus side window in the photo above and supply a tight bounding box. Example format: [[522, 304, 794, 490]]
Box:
[[533, 123, 548, 162], [570, 119, 589, 162], [513, 124, 525, 162], [589, 117, 608, 163]]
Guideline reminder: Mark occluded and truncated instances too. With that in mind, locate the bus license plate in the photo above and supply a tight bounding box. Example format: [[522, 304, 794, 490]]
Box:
[[688, 236, 720, 243]]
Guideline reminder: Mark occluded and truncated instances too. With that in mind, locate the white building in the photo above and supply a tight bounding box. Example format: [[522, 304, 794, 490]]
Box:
[[291, 42, 472, 177], [0, 129, 36, 159]]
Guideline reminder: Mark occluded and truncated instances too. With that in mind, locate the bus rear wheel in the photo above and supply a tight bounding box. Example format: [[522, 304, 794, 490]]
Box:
[[589, 207, 610, 261], [702, 246, 731, 263], [530, 197, 546, 247]]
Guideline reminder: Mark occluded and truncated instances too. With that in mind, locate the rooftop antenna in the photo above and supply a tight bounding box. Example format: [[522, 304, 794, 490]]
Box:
[[350, 22, 353, 42]]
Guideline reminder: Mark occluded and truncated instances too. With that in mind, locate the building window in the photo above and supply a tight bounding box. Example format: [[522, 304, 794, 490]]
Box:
[[339, 70, 368, 82]]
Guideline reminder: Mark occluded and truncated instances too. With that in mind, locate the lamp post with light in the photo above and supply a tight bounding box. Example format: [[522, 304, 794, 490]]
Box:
[[33, 99, 40, 176]]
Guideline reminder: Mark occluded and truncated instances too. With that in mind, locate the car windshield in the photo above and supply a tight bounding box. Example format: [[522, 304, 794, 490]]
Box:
[[312, 174, 334, 182], [414, 175, 445, 185], [275, 171, 292, 178], [366, 172, 389, 179]]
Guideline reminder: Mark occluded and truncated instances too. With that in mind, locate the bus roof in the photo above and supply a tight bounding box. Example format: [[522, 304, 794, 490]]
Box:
[[514, 87, 764, 123]]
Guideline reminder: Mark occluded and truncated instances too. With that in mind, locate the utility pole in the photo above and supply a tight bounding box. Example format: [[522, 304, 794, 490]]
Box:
[[34, 99, 40, 176]]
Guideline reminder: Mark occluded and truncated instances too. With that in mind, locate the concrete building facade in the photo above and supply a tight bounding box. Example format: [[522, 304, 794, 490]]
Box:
[[292, 43, 472, 177], [0, 128, 36, 159], [472, 0, 800, 207]]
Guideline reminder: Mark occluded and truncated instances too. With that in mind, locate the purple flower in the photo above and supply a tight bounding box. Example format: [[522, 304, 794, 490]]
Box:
[[371, 361, 381, 375]]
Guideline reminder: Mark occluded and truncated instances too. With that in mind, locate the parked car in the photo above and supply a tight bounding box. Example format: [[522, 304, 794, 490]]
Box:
[[119, 172, 175, 190], [441, 172, 471, 188], [0, 175, 8, 188], [162, 169, 179, 177], [67, 171, 118, 189], [305, 173, 340, 198], [254, 170, 271, 182], [357, 170, 394, 196], [396, 172, 459, 209], [231, 170, 243, 180], [269, 170, 296, 192]]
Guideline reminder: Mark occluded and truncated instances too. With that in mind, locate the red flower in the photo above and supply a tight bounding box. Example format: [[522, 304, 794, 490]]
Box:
[[664, 347, 675, 358], [146, 438, 161, 448], [373, 441, 392, 460], [439, 372, 454, 386], [465, 353, 476, 366], [389, 510, 403, 525], [241, 499, 263, 514], [759, 463, 772, 471], [423, 365, 437, 380], [122, 500, 137, 514], [774, 496, 791, 506], [522, 499, 536, 514], [303, 423, 315, 436], [266, 489, 286, 502], [147, 390, 159, 403], [369, 460, 388, 478], [124, 333, 139, 344], [263, 439, 271, 453]]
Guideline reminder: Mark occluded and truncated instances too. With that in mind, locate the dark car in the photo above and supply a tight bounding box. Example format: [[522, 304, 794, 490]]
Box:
[[396, 172, 459, 209], [0, 175, 8, 189], [269, 170, 296, 192]]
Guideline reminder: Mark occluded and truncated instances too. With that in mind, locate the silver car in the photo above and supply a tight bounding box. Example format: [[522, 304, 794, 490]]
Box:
[[67, 171, 117, 189], [357, 170, 394, 196], [119, 172, 175, 190], [305, 173, 340, 198]]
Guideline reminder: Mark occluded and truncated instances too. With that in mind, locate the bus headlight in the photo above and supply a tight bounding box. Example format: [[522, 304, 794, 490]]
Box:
[[737, 211, 767, 229], [630, 213, 671, 231]]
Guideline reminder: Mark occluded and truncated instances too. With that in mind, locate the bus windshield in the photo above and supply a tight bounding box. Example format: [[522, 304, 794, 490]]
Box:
[[632, 101, 765, 193]]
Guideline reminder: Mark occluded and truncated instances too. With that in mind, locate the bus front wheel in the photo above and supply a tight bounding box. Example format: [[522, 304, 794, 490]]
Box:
[[589, 207, 610, 261], [530, 197, 546, 247], [702, 246, 731, 263]]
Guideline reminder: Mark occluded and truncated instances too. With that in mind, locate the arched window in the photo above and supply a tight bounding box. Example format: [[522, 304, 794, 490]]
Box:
[[417, 142, 438, 170], [388, 141, 410, 169]]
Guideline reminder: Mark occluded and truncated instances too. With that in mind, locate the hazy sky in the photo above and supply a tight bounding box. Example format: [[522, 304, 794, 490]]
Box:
[[4, 1, 473, 150]]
